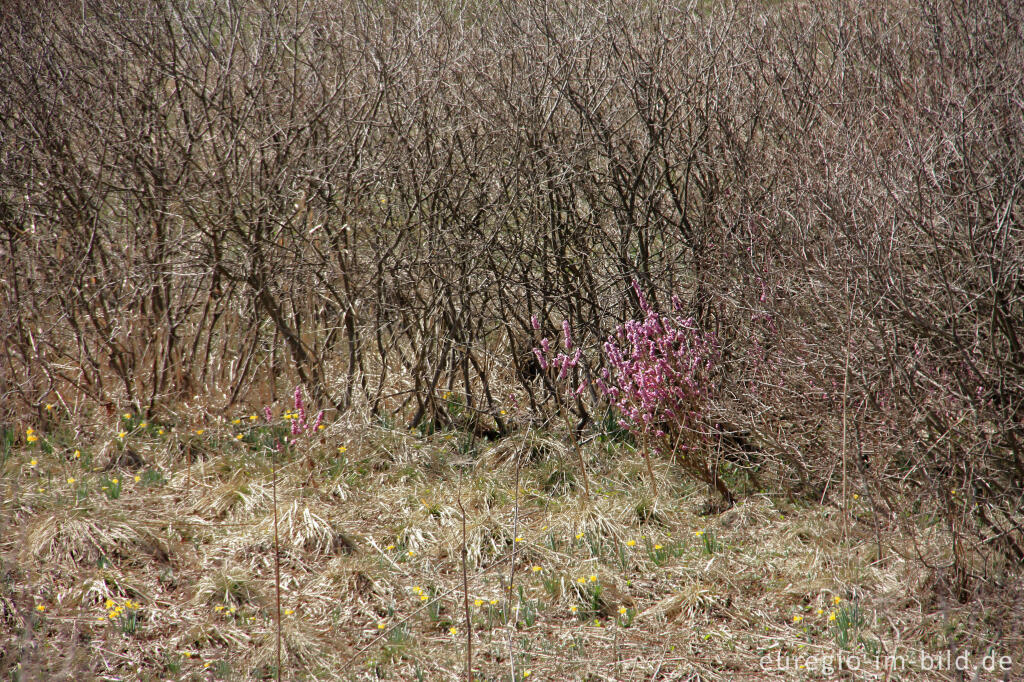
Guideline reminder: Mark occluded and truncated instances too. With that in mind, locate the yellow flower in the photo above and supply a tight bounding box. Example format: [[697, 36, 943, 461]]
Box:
[[105, 599, 115, 609], [378, 622, 386, 630], [420, 595, 428, 602], [45, 404, 54, 411], [626, 540, 636, 547], [108, 612, 117, 619], [67, 477, 75, 485], [853, 493, 859, 500], [589, 575, 597, 582], [117, 432, 127, 439], [576, 577, 585, 584], [500, 409, 506, 415], [195, 429, 204, 435], [36, 604, 45, 612], [523, 671, 531, 678], [489, 599, 497, 605], [514, 536, 523, 543], [449, 626, 458, 635], [654, 544, 663, 550], [338, 446, 347, 453], [158, 429, 164, 435], [26, 427, 34, 436], [284, 609, 294, 616], [618, 607, 627, 615], [214, 605, 224, 612], [575, 532, 584, 540], [407, 550, 415, 557], [232, 419, 241, 425], [123, 413, 131, 419], [541, 525, 548, 530], [73, 450, 81, 458], [182, 652, 191, 658], [816, 608, 824, 615], [386, 544, 395, 550], [38, 487, 45, 493], [474, 599, 483, 607], [139, 422, 147, 428], [828, 611, 837, 621], [695, 531, 704, 537], [318, 424, 325, 430], [570, 606, 577, 613], [29, 459, 37, 467], [833, 595, 841, 604], [594, 619, 601, 627], [112, 478, 118, 484], [793, 615, 803, 623], [235, 434, 243, 440], [249, 415, 257, 421], [229, 606, 236, 613], [531, 565, 541, 573], [27, 435, 38, 443]]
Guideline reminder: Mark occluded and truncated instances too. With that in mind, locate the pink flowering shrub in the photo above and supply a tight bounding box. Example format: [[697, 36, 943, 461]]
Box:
[[598, 281, 730, 502]]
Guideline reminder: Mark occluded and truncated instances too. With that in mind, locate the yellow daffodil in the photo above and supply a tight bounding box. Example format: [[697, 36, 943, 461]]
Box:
[[284, 609, 294, 615], [378, 622, 386, 630], [654, 544, 663, 550], [793, 615, 803, 623], [531, 565, 541, 573], [36, 604, 45, 612], [833, 596, 841, 604], [828, 611, 837, 621], [27, 435, 38, 443], [67, 477, 75, 484], [626, 540, 636, 547], [29, 459, 37, 467], [45, 404, 54, 411], [589, 575, 597, 582], [195, 429, 204, 435], [117, 432, 127, 439], [489, 599, 497, 605], [449, 626, 458, 635], [123, 413, 131, 419], [232, 419, 241, 425], [338, 446, 347, 453], [73, 450, 80, 458], [249, 415, 257, 421]]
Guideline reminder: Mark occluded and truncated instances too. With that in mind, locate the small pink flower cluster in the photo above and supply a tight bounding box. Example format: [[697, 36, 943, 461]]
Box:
[[291, 385, 307, 435], [532, 315, 585, 391], [597, 281, 718, 448]]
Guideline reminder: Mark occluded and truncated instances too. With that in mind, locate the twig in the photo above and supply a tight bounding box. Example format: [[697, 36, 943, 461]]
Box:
[[272, 442, 282, 682], [457, 484, 473, 682]]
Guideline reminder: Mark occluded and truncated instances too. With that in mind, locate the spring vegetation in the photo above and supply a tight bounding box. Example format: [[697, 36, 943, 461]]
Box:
[[2, 0, 1022, 679]]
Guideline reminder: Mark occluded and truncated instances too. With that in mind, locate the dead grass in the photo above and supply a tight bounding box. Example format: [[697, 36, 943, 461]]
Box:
[[2, 414, 1022, 681]]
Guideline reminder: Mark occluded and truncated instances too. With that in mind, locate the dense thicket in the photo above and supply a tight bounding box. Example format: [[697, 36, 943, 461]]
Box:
[[2, 0, 1021, 586]]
